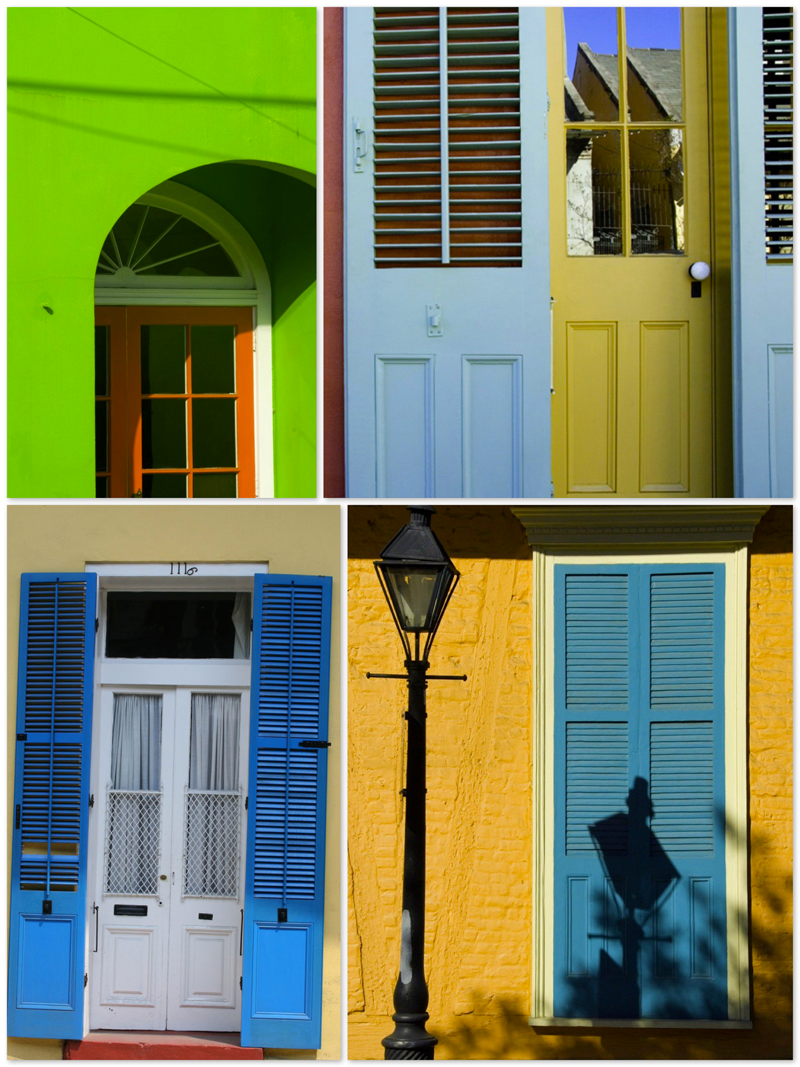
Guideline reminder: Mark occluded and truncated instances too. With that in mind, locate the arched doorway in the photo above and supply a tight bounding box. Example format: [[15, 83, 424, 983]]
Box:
[[94, 181, 272, 498]]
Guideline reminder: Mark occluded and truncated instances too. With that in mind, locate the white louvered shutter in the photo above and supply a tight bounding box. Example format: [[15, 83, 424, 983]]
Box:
[[763, 8, 793, 259]]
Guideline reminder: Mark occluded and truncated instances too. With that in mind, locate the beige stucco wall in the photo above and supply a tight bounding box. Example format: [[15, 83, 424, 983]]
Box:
[[7, 503, 342, 1061]]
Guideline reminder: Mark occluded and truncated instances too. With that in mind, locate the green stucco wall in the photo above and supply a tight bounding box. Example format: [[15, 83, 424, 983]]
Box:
[[8, 7, 316, 498]]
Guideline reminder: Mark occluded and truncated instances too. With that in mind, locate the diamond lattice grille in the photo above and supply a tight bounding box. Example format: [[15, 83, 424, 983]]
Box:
[[104, 789, 162, 895], [183, 791, 241, 898]]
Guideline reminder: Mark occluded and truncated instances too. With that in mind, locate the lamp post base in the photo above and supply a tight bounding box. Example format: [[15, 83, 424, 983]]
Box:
[[382, 1013, 437, 1060]]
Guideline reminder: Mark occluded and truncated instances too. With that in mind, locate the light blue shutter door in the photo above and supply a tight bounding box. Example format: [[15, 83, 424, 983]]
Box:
[[241, 575, 332, 1050], [8, 573, 97, 1039], [343, 7, 551, 499], [553, 564, 727, 1021]]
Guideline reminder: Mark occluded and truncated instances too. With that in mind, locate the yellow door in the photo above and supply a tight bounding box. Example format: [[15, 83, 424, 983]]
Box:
[[550, 8, 715, 496]]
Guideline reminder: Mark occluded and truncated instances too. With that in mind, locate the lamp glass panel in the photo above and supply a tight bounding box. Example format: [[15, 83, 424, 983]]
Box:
[[385, 566, 443, 631]]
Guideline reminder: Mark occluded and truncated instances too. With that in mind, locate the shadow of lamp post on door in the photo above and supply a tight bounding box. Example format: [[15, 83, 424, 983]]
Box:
[[367, 507, 466, 1060]]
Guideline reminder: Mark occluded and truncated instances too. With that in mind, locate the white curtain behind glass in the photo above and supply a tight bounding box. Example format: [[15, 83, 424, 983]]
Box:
[[111, 694, 162, 789], [184, 693, 241, 897], [106, 694, 162, 895], [231, 593, 250, 660]]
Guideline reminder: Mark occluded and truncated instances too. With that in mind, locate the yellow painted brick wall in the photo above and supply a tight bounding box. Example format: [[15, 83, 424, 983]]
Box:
[[348, 506, 792, 1059]]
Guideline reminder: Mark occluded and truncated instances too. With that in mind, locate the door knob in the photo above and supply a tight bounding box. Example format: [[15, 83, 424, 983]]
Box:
[[689, 261, 710, 298], [159, 873, 168, 881]]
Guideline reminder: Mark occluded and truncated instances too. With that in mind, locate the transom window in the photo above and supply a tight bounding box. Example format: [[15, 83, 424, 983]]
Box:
[[563, 8, 685, 256], [96, 203, 241, 282]]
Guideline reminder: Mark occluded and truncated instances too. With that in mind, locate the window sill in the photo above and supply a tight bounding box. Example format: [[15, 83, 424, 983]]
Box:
[[529, 1018, 752, 1030]]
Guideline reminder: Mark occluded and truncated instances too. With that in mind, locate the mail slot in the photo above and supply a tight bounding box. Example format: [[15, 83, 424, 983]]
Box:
[[199, 913, 213, 921], [114, 904, 148, 917]]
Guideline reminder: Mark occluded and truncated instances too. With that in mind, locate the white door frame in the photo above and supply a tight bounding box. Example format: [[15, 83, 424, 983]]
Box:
[[94, 180, 274, 498]]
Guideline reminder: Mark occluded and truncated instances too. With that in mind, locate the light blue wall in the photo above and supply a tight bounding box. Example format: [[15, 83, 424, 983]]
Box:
[[729, 8, 794, 497]]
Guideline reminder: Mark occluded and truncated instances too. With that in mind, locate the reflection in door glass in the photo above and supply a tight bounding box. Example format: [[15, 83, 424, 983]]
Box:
[[567, 129, 622, 256], [629, 128, 685, 254], [625, 8, 682, 123], [564, 8, 620, 122]]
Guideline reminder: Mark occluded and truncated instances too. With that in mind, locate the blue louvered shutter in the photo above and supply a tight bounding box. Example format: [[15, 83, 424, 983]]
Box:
[[241, 575, 332, 1050], [554, 564, 727, 1021], [8, 574, 97, 1039]]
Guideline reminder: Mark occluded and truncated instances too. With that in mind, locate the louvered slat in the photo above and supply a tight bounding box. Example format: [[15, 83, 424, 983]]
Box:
[[257, 583, 324, 737], [25, 581, 87, 732], [763, 8, 793, 258], [650, 722, 714, 853], [374, 7, 443, 266], [650, 572, 714, 708], [565, 573, 629, 708], [447, 7, 522, 266], [253, 749, 318, 900], [566, 722, 628, 854], [373, 6, 522, 267]]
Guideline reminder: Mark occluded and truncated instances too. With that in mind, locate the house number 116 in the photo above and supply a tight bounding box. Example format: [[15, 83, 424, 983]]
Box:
[[169, 563, 199, 575]]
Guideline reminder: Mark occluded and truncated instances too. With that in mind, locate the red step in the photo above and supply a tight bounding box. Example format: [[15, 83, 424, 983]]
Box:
[[63, 1031, 262, 1060]]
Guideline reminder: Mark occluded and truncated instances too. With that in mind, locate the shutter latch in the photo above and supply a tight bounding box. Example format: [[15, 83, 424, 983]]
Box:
[[299, 740, 331, 749], [89, 794, 95, 808], [84, 973, 88, 988], [353, 117, 367, 172]]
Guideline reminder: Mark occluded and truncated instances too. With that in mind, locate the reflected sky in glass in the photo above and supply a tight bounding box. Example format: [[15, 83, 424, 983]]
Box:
[[564, 8, 681, 82]]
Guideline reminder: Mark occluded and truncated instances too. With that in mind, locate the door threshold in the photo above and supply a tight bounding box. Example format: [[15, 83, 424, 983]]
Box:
[[63, 1031, 262, 1060]]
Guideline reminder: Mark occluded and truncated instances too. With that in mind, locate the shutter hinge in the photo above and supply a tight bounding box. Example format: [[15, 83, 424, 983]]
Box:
[[16, 733, 26, 742], [299, 740, 331, 749], [245, 795, 248, 810], [95, 618, 99, 633], [15, 805, 21, 830], [89, 794, 95, 808], [250, 617, 253, 632], [84, 973, 88, 988], [239, 976, 243, 990]]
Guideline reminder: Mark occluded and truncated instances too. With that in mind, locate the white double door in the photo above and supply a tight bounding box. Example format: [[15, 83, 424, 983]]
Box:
[[89, 684, 249, 1031]]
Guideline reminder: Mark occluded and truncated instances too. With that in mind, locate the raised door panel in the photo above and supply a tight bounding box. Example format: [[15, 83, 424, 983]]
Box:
[[639, 323, 689, 492], [564, 324, 617, 493]]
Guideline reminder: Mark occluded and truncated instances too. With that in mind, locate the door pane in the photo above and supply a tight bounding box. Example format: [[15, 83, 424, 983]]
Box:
[[192, 399, 236, 468], [95, 400, 109, 473], [625, 8, 682, 122], [95, 326, 109, 395], [105, 591, 250, 659], [193, 472, 237, 498], [143, 473, 187, 498], [564, 8, 620, 121], [184, 694, 241, 898], [105, 695, 162, 896], [142, 399, 186, 468], [629, 129, 685, 254], [141, 325, 186, 394], [191, 326, 236, 394], [567, 129, 623, 256]]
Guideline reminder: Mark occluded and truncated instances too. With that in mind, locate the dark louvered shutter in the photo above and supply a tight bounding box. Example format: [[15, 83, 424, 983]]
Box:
[[554, 564, 727, 1021], [374, 6, 521, 267], [763, 8, 793, 258], [8, 574, 97, 1039], [241, 575, 332, 1050]]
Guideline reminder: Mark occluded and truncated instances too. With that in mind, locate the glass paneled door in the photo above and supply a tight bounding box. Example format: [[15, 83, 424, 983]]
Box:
[[549, 8, 718, 496], [89, 686, 249, 1031], [94, 307, 255, 498]]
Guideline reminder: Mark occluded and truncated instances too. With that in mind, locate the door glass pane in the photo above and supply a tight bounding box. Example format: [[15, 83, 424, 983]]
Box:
[[96, 476, 109, 498], [192, 399, 236, 468], [105, 591, 251, 659], [193, 472, 237, 498], [564, 8, 620, 121], [625, 8, 682, 122], [95, 326, 109, 395], [185, 694, 241, 898], [105, 694, 162, 896], [142, 473, 187, 498], [629, 129, 685, 254], [142, 399, 186, 468], [567, 129, 623, 256], [95, 400, 109, 473], [191, 326, 236, 394], [141, 325, 186, 394]]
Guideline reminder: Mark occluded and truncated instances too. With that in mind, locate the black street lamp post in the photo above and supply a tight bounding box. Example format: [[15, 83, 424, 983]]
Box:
[[367, 507, 466, 1060]]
